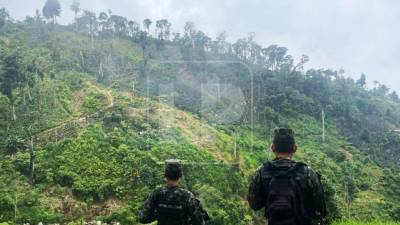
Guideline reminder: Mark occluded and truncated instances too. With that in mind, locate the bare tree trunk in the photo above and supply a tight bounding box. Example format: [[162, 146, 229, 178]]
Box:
[[12, 104, 17, 121], [132, 81, 135, 99], [27, 85, 32, 101], [29, 137, 36, 185], [53, 87, 57, 107], [345, 183, 351, 219], [90, 25, 94, 49], [233, 131, 237, 159], [91, 33, 94, 49], [38, 90, 43, 111], [80, 50, 85, 66], [55, 130, 58, 144], [36, 84, 42, 111], [322, 109, 325, 142], [14, 192, 17, 223], [38, 94, 41, 111], [98, 60, 104, 79], [23, 90, 26, 106]]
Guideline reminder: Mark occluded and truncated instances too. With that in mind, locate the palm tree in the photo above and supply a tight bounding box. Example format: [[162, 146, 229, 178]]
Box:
[[0, 8, 9, 28], [42, 0, 61, 24], [143, 18, 152, 33], [70, 0, 80, 19], [156, 19, 171, 40]]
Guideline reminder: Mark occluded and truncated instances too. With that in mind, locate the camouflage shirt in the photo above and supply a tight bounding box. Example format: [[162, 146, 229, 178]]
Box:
[[247, 158, 327, 225], [139, 185, 205, 225]]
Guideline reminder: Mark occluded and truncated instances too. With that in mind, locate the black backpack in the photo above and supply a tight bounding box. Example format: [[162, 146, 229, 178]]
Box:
[[155, 188, 189, 225], [264, 162, 310, 225]]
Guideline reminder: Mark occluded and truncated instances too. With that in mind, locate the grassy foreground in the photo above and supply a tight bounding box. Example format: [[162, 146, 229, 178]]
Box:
[[0, 221, 398, 225], [333, 221, 400, 225]]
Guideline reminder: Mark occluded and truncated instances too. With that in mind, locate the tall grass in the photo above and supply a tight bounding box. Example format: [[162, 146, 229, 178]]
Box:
[[333, 221, 400, 225]]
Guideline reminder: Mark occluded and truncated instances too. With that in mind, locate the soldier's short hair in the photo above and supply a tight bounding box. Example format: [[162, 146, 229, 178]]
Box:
[[273, 128, 296, 153], [165, 159, 183, 180]]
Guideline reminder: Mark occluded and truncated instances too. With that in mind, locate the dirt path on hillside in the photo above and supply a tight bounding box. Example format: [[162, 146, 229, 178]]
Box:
[[32, 82, 114, 140]]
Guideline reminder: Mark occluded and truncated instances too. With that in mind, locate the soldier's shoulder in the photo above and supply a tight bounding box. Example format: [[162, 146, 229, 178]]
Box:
[[253, 162, 270, 174], [253, 161, 278, 178], [255, 163, 266, 172], [150, 186, 166, 195], [295, 161, 321, 178], [259, 161, 274, 170], [294, 161, 309, 170], [177, 187, 195, 197]]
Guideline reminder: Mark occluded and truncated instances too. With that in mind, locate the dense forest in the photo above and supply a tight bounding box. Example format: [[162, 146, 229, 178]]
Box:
[[1, 0, 400, 224]]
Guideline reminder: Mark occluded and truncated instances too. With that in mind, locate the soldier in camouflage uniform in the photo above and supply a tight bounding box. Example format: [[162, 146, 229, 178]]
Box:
[[139, 159, 207, 225], [248, 128, 327, 225]]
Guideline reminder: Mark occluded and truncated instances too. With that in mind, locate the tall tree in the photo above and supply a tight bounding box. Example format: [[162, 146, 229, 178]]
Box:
[[262, 45, 288, 70], [214, 31, 231, 54], [143, 18, 152, 33], [389, 91, 400, 102], [70, 0, 80, 19], [0, 8, 9, 28], [34, 9, 42, 22], [155, 19, 164, 40], [98, 11, 110, 36], [356, 74, 367, 89], [0, 49, 24, 121], [76, 10, 98, 47], [375, 83, 390, 96], [42, 0, 61, 24], [184, 22, 195, 48], [109, 15, 128, 36], [293, 54, 309, 71], [128, 20, 140, 37], [156, 19, 171, 40]]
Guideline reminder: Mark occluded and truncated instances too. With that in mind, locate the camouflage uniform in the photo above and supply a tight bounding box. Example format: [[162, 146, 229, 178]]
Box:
[[248, 158, 327, 225], [139, 185, 205, 225]]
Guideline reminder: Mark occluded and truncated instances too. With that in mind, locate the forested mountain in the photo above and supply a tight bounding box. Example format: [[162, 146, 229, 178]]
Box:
[[1, 2, 400, 224]]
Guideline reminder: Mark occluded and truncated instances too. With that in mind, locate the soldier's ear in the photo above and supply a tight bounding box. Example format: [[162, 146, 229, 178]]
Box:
[[271, 144, 276, 153], [293, 144, 298, 153]]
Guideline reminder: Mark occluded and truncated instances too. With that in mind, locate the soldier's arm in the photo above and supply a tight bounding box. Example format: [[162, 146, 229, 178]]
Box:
[[309, 169, 327, 224], [188, 194, 205, 225], [138, 190, 158, 224], [247, 167, 266, 211]]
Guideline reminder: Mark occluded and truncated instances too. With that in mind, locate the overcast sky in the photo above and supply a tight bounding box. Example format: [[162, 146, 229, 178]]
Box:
[[1, 0, 400, 91]]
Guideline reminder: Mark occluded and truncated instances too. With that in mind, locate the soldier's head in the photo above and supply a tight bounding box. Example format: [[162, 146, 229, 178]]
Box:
[[164, 159, 183, 182], [271, 128, 297, 156]]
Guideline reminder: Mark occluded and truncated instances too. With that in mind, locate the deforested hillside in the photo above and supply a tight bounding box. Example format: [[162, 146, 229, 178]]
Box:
[[1, 5, 400, 225]]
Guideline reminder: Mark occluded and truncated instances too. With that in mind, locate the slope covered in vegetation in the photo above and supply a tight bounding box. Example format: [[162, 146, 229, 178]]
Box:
[[1, 4, 400, 224]]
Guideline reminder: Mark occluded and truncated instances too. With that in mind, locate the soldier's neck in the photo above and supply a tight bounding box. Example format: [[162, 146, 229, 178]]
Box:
[[275, 153, 293, 160], [167, 180, 180, 187]]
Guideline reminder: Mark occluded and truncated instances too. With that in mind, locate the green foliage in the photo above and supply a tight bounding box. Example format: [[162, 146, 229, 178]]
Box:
[[36, 126, 140, 201], [0, 47, 23, 102], [333, 221, 400, 225], [81, 84, 107, 114], [1, 6, 400, 225], [57, 71, 86, 91], [0, 158, 62, 224]]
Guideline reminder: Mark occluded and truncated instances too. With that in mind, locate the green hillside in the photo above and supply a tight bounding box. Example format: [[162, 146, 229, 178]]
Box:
[[1, 4, 400, 225]]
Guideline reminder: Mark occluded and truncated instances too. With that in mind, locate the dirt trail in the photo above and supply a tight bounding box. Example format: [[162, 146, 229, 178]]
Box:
[[32, 82, 114, 141]]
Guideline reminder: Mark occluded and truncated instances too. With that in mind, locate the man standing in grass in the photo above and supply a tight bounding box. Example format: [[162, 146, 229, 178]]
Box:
[[139, 159, 207, 225], [248, 128, 327, 225]]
